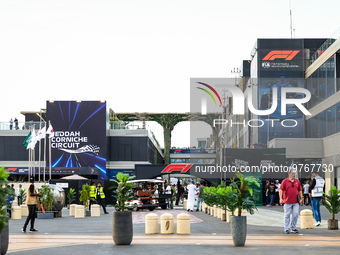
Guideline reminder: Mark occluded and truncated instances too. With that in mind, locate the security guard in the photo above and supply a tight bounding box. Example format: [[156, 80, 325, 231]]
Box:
[[89, 182, 97, 210], [309, 172, 325, 226], [96, 182, 108, 214]]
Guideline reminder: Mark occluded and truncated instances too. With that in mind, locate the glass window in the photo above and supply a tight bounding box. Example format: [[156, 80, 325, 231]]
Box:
[[327, 106, 336, 136], [319, 111, 327, 138], [336, 103, 340, 133], [327, 56, 335, 97]]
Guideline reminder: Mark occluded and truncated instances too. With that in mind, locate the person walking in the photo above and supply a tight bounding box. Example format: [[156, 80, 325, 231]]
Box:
[[266, 180, 276, 207], [275, 180, 281, 205], [22, 177, 42, 233], [196, 181, 205, 211], [279, 169, 303, 234], [96, 183, 108, 214], [14, 118, 19, 130], [264, 181, 270, 205], [15, 184, 22, 206], [89, 182, 97, 211], [303, 181, 310, 206], [309, 173, 325, 226], [186, 181, 196, 212], [9, 118, 13, 130], [164, 182, 172, 209]]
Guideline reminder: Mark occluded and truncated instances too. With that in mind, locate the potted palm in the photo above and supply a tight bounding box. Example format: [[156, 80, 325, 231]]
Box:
[[67, 188, 76, 208], [0, 167, 11, 255], [229, 172, 260, 246], [18, 188, 26, 205], [37, 185, 54, 219], [322, 185, 340, 230], [111, 172, 135, 245], [79, 184, 91, 216]]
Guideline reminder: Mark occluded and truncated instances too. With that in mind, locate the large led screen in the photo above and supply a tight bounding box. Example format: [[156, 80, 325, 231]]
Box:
[[46, 101, 107, 179]]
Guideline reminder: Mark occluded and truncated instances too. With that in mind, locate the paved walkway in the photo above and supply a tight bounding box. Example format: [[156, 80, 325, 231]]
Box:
[[6, 206, 340, 255]]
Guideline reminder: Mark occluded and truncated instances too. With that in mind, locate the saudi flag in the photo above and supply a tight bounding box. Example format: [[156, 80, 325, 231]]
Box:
[[27, 129, 37, 150], [23, 131, 32, 148]]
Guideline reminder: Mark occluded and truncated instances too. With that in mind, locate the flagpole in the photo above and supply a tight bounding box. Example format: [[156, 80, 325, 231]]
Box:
[[44, 126, 47, 183], [49, 120, 52, 182], [38, 121, 41, 182]]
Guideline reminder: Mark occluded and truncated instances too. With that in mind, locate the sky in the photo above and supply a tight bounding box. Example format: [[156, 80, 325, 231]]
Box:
[[1, 0, 340, 148]]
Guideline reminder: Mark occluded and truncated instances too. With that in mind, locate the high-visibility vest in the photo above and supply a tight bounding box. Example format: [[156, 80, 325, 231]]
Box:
[[312, 176, 325, 197], [97, 187, 105, 199], [89, 186, 96, 198]]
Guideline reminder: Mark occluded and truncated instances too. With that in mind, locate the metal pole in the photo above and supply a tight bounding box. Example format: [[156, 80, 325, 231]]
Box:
[[49, 126, 52, 182], [38, 120, 41, 182], [43, 124, 47, 183]]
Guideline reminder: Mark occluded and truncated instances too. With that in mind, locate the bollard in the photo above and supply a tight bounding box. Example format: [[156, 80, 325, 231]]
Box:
[[177, 213, 190, 234], [221, 209, 226, 221], [213, 205, 218, 218], [12, 200, 18, 207], [145, 213, 159, 234], [11, 206, 21, 220], [69, 204, 77, 217], [160, 213, 174, 234], [91, 204, 100, 217], [217, 208, 222, 219], [300, 209, 314, 229], [75, 205, 85, 218], [183, 200, 187, 210], [20, 204, 29, 217]]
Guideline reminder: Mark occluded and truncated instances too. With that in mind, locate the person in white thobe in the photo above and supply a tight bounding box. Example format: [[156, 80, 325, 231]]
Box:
[[186, 181, 197, 212]]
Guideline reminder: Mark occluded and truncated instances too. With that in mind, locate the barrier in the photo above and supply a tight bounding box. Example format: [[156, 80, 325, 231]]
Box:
[[69, 204, 76, 217], [75, 205, 85, 218], [11, 206, 21, 220], [91, 204, 100, 217], [160, 213, 174, 234], [300, 209, 314, 229], [145, 213, 159, 234], [177, 213, 190, 235]]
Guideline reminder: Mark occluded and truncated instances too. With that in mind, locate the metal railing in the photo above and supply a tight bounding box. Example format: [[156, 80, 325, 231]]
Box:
[[0, 121, 46, 131]]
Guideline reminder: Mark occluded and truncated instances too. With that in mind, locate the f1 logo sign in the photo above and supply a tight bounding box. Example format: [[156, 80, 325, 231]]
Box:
[[6, 168, 17, 172], [262, 50, 300, 61], [161, 164, 192, 174]]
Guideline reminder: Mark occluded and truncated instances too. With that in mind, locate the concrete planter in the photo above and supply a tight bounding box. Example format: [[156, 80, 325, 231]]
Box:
[[112, 211, 133, 245], [328, 219, 338, 230], [0, 217, 9, 255], [230, 216, 247, 247]]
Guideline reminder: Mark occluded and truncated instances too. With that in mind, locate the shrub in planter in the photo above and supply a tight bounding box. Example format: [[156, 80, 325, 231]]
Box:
[[79, 184, 91, 210], [111, 172, 135, 245], [18, 188, 26, 205], [322, 185, 340, 230], [229, 172, 260, 247], [67, 188, 76, 207], [37, 185, 54, 219], [0, 167, 11, 255]]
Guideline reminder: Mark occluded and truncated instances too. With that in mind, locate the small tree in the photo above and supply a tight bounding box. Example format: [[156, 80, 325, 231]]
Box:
[[322, 185, 340, 221], [19, 188, 26, 205], [0, 167, 11, 232], [67, 188, 76, 205], [111, 172, 135, 211], [229, 172, 260, 216], [79, 184, 91, 209], [38, 185, 54, 212]]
